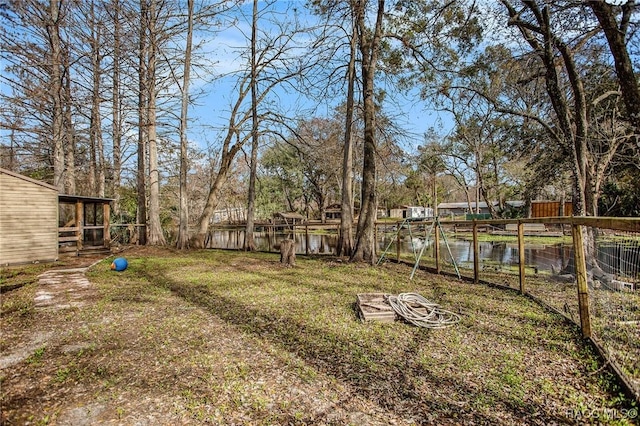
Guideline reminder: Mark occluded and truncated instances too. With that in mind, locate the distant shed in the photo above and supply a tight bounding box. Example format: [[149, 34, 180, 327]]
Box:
[[531, 200, 573, 218], [273, 212, 306, 228], [0, 168, 59, 265]]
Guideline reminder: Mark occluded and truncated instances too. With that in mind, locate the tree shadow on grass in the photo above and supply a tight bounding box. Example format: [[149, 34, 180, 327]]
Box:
[[139, 264, 580, 425]]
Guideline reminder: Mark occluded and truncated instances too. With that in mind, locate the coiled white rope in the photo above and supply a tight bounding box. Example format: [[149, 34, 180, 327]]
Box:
[[385, 292, 461, 329]]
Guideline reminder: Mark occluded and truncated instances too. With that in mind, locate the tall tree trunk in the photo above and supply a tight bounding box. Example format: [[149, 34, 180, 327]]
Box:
[[111, 0, 122, 215], [176, 0, 194, 250], [337, 5, 357, 258], [244, 0, 259, 252], [63, 48, 76, 195], [193, 174, 221, 248], [47, 0, 65, 191], [477, 166, 498, 218], [146, 0, 165, 246], [351, 0, 384, 264], [432, 177, 438, 217], [137, 0, 148, 245], [89, 0, 105, 197], [97, 104, 105, 197]]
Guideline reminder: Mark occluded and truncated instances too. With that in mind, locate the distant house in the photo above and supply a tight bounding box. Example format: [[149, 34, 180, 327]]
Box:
[[324, 203, 361, 221], [436, 200, 572, 219], [388, 207, 404, 219], [437, 202, 489, 217], [0, 168, 59, 265], [212, 207, 246, 223], [325, 204, 342, 221], [389, 206, 434, 220]]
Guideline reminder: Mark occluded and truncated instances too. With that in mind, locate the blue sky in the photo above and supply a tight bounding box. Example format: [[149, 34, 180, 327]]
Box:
[[182, 0, 454, 154]]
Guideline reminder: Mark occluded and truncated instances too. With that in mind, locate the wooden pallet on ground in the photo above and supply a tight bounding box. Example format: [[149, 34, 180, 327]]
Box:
[[356, 293, 396, 323]]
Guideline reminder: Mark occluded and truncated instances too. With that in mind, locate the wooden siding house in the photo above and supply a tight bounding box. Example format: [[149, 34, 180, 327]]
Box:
[[0, 168, 59, 265], [325, 203, 361, 221], [325, 204, 342, 221]]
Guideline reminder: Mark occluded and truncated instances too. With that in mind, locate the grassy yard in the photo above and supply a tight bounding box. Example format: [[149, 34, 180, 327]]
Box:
[[1, 247, 638, 425]]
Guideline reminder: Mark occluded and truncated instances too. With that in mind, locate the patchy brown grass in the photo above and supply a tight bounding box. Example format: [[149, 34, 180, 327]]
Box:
[[1, 247, 638, 425]]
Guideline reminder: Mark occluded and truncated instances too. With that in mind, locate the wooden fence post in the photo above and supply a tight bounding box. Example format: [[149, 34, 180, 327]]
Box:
[[434, 221, 441, 274], [518, 221, 526, 294], [374, 223, 377, 253], [396, 223, 401, 262], [75, 200, 83, 255], [103, 203, 111, 247], [305, 224, 309, 255], [572, 223, 592, 338], [473, 221, 479, 284]]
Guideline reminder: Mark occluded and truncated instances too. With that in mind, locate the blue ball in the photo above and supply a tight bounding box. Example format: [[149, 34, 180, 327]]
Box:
[[111, 257, 128, 272]]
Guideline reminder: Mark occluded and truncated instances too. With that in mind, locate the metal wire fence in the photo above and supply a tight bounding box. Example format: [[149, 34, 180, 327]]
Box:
[[399, 217, 640, 402], [159, 216, 639, 400], [590, 227, 640, 398]]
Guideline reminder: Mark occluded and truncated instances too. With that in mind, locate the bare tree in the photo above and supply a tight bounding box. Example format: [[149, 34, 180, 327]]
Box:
[[243, 0, 260, 252], [47, 0, 67, 191], [191, 78, 253, 248], [61, 32, 76, 195], [351, 0, 385, 264], [1, 0, 136, 197], [85, 0, 106, 197], [337, 4, 358, 257], [109, 0, 124, 214], [175, 0, 194, 250], [136, 0, 148, 245], [0, 1, 80, 191], [145, 0, 166, 245], [191, 2, 313, 248], [499, 0, 629, 216]]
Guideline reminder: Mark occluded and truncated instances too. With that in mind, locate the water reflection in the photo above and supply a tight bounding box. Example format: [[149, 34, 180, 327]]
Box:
[[206, 230, 638, 276], [206, 230, 337, 254]]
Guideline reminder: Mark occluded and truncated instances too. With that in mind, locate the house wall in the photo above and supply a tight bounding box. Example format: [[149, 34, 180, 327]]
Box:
[[0, 170, 58, 265], [406, 206, 434, 219], [389, 208, 404, 219]]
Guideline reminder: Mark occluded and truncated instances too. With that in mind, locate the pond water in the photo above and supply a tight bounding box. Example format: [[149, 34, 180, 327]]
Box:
[[206, 229, 639, 278]]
